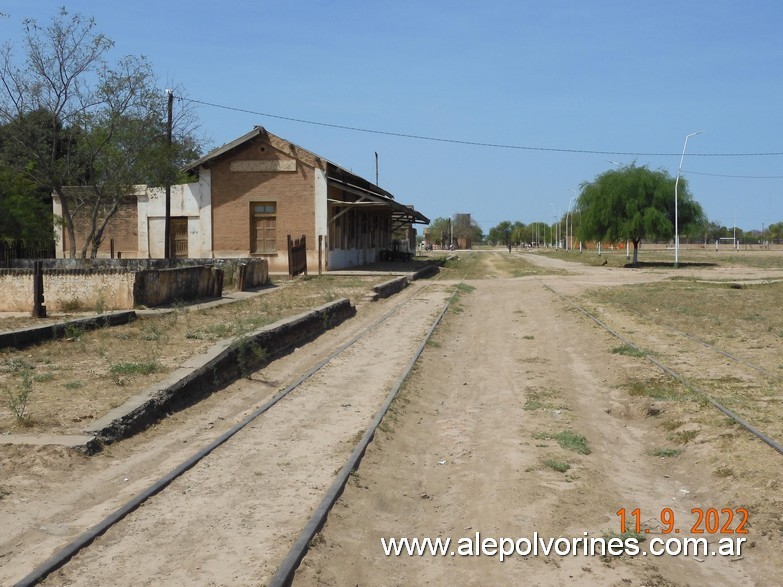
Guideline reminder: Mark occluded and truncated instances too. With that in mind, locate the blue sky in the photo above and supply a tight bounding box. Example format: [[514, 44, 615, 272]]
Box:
[[2, 1, 783, 234]]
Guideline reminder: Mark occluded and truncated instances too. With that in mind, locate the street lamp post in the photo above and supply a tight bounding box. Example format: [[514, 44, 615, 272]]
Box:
[[568, 190, 578, 252], [674, 130, 704, 268]]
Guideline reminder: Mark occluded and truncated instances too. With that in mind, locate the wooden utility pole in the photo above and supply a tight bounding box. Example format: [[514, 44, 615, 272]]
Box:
[[164, 89, 174, 259]]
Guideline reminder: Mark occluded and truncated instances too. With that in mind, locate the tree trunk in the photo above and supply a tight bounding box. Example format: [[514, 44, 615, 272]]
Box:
[[632, 239, 640, 265], [54, 187, 78, 259]]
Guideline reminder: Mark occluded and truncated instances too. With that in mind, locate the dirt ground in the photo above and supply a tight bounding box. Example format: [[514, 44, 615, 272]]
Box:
[[1, 250, 782, 586], [0, 275, 384, 435], [294, 251, 783, 586]]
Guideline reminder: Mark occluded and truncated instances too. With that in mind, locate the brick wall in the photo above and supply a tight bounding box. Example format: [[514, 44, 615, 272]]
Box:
[[63, 195, 139, 258], [210, 137, 317, 260]]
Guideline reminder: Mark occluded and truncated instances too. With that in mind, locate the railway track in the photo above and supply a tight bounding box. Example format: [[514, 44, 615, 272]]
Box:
[[10, 280, 454, 586], [538, 278, 783, 457]]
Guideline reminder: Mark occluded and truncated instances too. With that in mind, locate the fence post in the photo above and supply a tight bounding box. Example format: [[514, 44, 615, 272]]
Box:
[[287, 235, 293, 279], [32, 260, 46, 318]]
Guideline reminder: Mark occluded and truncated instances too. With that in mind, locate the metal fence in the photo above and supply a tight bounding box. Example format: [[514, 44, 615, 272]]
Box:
[[0, 240, 55, 268]]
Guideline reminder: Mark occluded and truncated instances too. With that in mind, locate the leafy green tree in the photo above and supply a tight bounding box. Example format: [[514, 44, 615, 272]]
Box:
[[487, 221, 513, 246], [0, 9, 201, 258], [426, 216, 451, 247], [525, 221, 549, 246], [452, 213, 482, 248], [426, 215, 483, 248], [766, 221, 783, 242], [577, 164, 705, 264], [510, 221, 526, 246], [0, 168, 53, 242]]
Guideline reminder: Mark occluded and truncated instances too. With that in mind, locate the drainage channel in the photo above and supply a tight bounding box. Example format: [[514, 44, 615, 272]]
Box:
[[13, 280, 450, 587]]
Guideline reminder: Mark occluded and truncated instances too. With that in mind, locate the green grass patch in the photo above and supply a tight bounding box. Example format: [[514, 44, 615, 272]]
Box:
[[544, 458, 570, 473], [660, 419, 684, 431], [535, 430, 591, 454], [553, 430, 591, 454], [109, 360, 163, 376], [611, 344, 646, 357], [650, 447, 683, 458], [627, 380, 691, 401]]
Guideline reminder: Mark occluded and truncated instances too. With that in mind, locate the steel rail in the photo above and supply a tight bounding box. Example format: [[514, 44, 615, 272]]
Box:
[[269, 292, 454, 586], [537, 279, 783, 458], [13, 278, 441, 587]]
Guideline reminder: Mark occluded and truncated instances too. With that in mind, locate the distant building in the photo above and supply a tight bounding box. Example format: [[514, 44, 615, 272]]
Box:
[[53, 127, 429, 271]]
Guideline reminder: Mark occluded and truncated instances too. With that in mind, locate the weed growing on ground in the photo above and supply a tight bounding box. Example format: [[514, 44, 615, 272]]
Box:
[[234, 339, 268, 378], [627, 380, 691, 401], [533, 430, 590, 454], [95, 293, 106, 315], [3, 368, 33, 423], [650, 447, 683, 458], [553, 430, 591, 454], [660, 419, 684, 431], [33, 372, 54, 383], [140, 324, 164, 341], [2, 357, 32, 373], [544, 458, 570, 473], [109, 360, 163, 376], [60, 298, 83, 313], [62, 323, 85, 341], [670, 429, 698, 444], [611, 344, 646, 357]]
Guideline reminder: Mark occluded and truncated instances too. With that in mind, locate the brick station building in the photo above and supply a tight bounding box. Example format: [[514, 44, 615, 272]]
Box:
[[54, 126, 429, 272]]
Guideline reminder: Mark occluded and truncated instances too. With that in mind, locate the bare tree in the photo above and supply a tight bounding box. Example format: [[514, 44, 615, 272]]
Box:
[[0, 8, 200, 258]]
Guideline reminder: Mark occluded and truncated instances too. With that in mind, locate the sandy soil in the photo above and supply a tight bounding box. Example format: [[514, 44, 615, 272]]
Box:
[[294, 252, 783, 586], [2, 251, 782, 586], [0, 281, 452, 585]]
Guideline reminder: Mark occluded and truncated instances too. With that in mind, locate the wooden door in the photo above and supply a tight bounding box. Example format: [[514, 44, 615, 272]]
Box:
[[171, 218, 188, 258]]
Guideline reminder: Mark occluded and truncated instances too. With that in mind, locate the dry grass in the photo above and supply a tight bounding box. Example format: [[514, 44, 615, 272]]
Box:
[[0, 275, 382, 434], [440, 250, 565, 279], [555, 245, 783, 270]]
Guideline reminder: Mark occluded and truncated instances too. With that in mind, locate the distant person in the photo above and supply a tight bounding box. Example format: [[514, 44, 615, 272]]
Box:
[[507, 243, 512, 253]]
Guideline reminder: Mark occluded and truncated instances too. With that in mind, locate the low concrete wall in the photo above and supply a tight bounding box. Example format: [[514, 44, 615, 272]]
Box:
[[133, 266, 223, 307], [410, 264, 440, 280], [1, 259, 269, 311], [85, 298, 356, 447], [373, 276, 409, 299], [0, 266, 225, 312], [233, 259, 269, 291], [0, 268, 134, 312], [0, 312, 137, 350]]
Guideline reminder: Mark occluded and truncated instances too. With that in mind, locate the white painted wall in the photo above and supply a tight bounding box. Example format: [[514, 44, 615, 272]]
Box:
[[140, 171, 212, 258]]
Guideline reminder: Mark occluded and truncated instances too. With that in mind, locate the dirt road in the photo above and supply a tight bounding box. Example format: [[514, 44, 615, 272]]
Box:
[[3, 251, 782, 586], [294, 252, 782, 586]]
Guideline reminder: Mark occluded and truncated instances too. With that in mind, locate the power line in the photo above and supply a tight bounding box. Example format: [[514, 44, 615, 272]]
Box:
[[683, 169, 783, 179], [177, 96, 783, 159]]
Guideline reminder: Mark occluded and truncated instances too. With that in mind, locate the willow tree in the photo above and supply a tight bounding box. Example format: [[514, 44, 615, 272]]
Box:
[[577, 164, 705, 265]]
